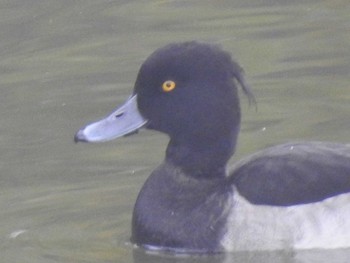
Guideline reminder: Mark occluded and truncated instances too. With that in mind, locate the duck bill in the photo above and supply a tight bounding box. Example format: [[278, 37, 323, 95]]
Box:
[[74, 95, 147, 143]]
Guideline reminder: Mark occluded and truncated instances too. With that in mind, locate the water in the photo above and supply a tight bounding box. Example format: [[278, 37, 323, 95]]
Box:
[[1, 0, 349, 262]]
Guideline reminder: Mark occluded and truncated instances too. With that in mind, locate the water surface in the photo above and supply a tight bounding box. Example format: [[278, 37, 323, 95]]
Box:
[[1, 0, 349, 262]]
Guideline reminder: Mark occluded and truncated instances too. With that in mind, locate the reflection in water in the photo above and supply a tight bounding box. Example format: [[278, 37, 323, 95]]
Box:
[[133, 248, 295, 263], [133, 248, 350, 263]]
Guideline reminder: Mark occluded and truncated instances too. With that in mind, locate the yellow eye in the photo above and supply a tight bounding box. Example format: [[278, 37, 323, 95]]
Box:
[[162, 80, 176, 92]]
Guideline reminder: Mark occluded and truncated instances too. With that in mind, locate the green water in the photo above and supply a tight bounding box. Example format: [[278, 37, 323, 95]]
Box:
[[1, 0, 349, 262]]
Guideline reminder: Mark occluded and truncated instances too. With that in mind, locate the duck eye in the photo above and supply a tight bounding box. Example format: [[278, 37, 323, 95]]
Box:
[[162, 80, 176, 92]]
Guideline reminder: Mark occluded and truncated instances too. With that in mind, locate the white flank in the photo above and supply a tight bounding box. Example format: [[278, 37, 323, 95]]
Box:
[[221, 190, 350, 251]]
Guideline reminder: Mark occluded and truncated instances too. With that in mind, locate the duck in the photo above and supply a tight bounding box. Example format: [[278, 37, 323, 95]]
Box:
[[75, 41, 350, 253]]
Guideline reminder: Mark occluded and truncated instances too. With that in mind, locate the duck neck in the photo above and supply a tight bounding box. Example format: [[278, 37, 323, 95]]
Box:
[[165, 136, 236, 179]]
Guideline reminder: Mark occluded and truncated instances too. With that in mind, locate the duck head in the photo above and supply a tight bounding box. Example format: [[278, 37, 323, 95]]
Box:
[[75, 42, 254, 177]]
